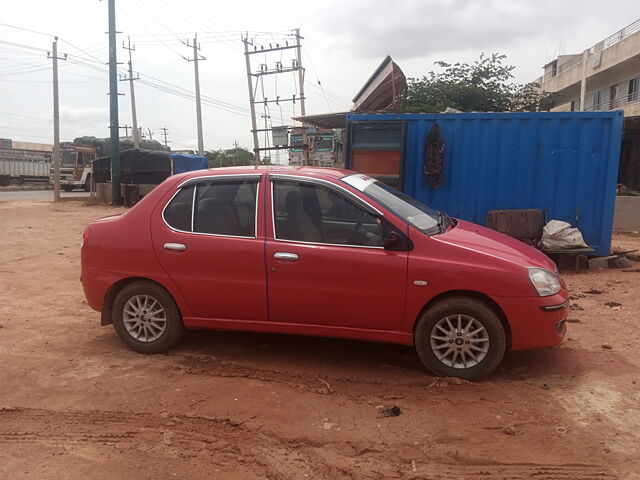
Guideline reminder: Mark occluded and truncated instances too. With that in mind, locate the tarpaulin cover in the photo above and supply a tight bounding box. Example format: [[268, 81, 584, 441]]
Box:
[[170, 153, 208, 174], [92, 149, 171, 184]]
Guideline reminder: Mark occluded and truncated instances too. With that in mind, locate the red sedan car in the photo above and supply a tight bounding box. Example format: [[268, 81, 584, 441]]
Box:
[[81, 167, 568, 380]]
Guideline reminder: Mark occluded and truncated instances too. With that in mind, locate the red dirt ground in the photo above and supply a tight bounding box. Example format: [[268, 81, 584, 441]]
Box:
[[1, 199, 639, 479]]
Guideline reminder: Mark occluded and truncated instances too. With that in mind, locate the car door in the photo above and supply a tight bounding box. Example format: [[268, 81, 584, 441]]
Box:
[[266, 174, 408, 331], [150, 174, 267, 321]]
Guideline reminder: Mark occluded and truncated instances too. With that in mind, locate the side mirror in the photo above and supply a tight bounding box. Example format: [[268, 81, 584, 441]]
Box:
[[382, 230, 401, 249]]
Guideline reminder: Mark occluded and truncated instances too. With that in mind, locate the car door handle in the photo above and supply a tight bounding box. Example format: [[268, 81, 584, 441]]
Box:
[[164, 242, 187, 251], [273, 252, 298, 261]]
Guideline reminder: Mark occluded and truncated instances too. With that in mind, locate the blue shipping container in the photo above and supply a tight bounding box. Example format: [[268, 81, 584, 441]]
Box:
[[345, 112, 624, 256]]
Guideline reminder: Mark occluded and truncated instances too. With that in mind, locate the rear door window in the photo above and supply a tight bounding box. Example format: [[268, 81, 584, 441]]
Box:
[[194, 180, 258, 237], [163, 179, 258, 237]]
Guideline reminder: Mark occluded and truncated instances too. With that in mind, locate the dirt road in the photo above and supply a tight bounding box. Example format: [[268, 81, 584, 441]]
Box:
[[1, 200, 639, 479]]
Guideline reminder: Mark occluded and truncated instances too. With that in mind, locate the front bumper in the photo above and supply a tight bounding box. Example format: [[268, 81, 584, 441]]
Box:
[[492, 292, 568, 351]]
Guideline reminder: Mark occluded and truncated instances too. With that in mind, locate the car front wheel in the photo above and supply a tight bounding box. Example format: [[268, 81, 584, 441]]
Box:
[[414, 296, 506, 380], [112, 281, 184, 353]]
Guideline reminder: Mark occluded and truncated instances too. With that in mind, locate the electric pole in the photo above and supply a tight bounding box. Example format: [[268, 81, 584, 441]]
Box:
[[147, 128, 153, 141], [161, 127, 169, 147], [121, 36, 140, 148], [182, 34, 205, 155], [294, 28, 309, 166], [48, 37, 66, 203], [242, 30, 306, 167], [242, 35, 261, 166], [107, 0, 121, 204]]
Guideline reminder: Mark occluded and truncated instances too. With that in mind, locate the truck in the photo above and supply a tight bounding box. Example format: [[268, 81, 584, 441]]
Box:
[[0, 140, 52, 186], [288, 129, 342, 167], [51, 142, 97, 191]]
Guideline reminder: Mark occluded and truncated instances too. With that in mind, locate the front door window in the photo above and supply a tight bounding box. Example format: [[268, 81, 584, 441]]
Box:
[[272, 180, 383, 247]]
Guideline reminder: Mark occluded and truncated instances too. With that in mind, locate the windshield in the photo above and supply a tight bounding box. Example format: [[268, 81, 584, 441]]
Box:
[[61, 150, 76, 168], [341, 173, 442, 235], [315, 137, 334, 152]]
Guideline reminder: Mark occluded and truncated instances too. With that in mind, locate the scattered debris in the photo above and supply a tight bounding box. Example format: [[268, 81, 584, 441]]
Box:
[[503, 424, 516, 435], [604, 301, 622, 308], [541, 383, 550, 390], [411, 460, 418, 474], [377, 405, 402, 417], [569, 293, 586, 299], [321, 418, 340, 430], [570, 304, 584, 311], [556, 426, 567, 434], [316, 378, 332, 395], [601, 344, 613, 350], [622, 269, 640, 273], [583, 289, 604, 295], [566, 318, 581, 324], [0, 406, 17, 412], [162, 431, 174, 446]]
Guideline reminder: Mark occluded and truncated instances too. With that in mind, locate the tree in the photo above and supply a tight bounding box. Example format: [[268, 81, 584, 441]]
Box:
[[404, 53, 559, 113], [205, 146, 257, 168]]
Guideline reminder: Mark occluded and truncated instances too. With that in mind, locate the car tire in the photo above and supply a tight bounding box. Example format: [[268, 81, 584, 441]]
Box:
[[414, 296, 506, 381], [111, 281, 184, 354], [62, 185, 73, 192]]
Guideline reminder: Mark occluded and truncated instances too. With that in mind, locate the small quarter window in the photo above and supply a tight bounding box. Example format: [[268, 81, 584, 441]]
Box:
[[163, 185, 194, 231]]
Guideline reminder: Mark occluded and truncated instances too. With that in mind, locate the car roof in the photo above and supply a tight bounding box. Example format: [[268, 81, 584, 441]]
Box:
[[172, 165, 354, 184]]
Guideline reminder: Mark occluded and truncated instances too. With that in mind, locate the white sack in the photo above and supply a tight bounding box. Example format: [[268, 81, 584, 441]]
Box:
[[541, 220, 588, 249]]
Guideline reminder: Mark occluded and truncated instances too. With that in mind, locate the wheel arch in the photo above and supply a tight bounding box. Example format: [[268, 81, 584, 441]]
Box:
[[414, 290, 512, 350], [101, 277, 182, 326]]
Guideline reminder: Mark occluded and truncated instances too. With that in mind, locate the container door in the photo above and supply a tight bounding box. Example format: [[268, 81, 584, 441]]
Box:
[[347, 121, 405, 190]]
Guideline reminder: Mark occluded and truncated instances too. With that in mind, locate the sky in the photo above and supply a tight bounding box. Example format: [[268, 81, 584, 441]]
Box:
[[1, 0, 639, 154]]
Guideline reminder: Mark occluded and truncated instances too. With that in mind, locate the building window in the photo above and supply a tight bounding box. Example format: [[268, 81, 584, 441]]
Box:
[[629, 77, 639, 103], [570, 99, 580, 111]]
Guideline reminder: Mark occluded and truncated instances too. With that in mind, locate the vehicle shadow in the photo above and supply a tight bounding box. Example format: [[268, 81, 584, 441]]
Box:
[[173, 329, 637, 382]]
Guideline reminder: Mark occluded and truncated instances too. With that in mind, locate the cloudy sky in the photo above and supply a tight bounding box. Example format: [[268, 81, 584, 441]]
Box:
[[1, 0, 638, 153]]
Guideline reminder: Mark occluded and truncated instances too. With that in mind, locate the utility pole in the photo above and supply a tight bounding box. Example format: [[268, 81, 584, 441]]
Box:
[[242, 35, 261, 166], [294, 28, 309, 166], [121, 36, 140, 148], [118, 124, 130, 137], [161, 127, 169, 147], [182, 34, 205, 155], [48, 37, 66, 203], [147, 128, 154, 141], [242, 30, 306, 167], [107, 0, 121, 204]]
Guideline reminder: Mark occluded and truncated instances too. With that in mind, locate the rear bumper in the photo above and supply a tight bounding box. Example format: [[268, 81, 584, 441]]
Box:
[[492, 293, 568, 351]]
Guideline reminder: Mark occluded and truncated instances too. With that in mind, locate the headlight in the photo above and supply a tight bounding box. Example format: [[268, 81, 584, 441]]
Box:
[[528, 268, 561, 296]]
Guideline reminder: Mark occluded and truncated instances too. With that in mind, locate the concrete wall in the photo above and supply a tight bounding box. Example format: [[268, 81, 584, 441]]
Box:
[[613, 195, 640, 231]]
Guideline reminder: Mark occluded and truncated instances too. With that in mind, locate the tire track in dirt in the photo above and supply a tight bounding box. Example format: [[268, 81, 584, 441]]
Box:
[[169, 352, 476, 403], [0, 407, 612, 479]]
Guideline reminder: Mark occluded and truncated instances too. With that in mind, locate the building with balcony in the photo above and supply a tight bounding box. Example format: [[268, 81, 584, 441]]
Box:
[[539, 19, 640, 189]]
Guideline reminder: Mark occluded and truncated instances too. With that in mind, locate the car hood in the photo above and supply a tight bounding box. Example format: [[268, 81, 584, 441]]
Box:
[[434, 219, 557, 271]]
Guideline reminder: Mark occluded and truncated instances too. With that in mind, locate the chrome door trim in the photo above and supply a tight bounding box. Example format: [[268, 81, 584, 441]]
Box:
[[178, 173, 262, 189]]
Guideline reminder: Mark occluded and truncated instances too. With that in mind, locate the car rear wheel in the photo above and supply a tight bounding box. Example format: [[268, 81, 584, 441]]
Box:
[[112, 281, 184, 353], [414, 296, 506, 380]]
